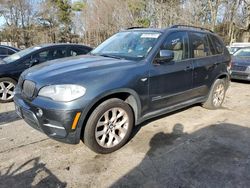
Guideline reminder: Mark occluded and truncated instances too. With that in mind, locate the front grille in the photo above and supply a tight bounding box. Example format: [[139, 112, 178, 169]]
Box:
[[22, 80, 36, 98], [231, 65, 247, 71]]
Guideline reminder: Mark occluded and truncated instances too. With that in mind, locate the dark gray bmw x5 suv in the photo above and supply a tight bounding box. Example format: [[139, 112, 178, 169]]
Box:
[[14, 25, 231, 153]]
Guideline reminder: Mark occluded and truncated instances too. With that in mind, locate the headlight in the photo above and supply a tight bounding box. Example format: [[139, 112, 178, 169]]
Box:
[[38, 84, 86, 102]]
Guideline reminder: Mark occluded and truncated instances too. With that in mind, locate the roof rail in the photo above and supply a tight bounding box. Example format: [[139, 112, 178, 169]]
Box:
[[126, 27, 145, 30], [170, 25, 213, 33]]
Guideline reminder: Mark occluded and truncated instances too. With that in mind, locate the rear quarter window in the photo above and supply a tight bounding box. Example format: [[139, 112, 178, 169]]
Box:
[[209, 35, 224, 54]]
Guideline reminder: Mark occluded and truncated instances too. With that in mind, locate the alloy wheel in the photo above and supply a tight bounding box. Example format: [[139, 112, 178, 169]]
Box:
[[95, 107, 129, 148], [0, 81, 15, 101], [213, 83, 225, 107]]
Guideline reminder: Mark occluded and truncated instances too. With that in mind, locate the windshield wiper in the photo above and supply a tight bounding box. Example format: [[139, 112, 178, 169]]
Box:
[[97, 53, 124, 60]]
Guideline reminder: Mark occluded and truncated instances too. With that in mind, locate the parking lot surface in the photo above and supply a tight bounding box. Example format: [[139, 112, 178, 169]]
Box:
[[0, 82, 250, 188]]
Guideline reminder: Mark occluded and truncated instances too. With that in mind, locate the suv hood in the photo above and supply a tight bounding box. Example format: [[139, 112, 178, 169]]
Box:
[[23, 55, 137, 83]]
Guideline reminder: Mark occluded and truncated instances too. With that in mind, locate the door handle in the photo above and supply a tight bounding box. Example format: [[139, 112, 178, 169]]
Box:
[[185, 66, 192, 71]]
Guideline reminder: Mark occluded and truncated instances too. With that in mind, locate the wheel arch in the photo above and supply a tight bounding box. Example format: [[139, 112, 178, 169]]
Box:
[[80, 89, 142, 138], [215, 72, 230, 89], [0, 76, 18, 82]]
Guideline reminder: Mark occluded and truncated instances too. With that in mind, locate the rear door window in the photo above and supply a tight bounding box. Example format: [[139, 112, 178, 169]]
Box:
[[69, 47, 88, 56], [189, 32, 211, 58], [33, 48, 67, 63], [51, 48, 67, 59]]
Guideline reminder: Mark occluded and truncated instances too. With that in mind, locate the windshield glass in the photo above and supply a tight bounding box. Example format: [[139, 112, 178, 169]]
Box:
[[233, 48, 250, 57], [228, 47, 240, 54], [91, 31, 162, 60], [2, 46, 42, 63]]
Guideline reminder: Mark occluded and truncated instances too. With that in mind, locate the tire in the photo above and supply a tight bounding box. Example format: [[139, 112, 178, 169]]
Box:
[[202, 79, 226, 109], [83, 98, 134, 154], [0, 77, 17, 103]]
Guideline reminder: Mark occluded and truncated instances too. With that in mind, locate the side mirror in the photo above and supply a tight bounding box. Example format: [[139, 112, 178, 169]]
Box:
[[30, 59, 39, 66], [156, 50, 174, 63]]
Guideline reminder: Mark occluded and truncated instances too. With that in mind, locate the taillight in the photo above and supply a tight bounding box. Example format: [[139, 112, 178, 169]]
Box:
[[227, 60, 232, 72], [228, 60, 232, 69]]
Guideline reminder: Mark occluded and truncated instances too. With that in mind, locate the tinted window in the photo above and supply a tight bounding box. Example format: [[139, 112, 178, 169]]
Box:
[[0, 47, 8, 55], [207, 36, 217, 55], [189, 32, 211, 58], [210, 35, 223, 54], [161, 32, 189, 61], [69, 47, 88, 56], [7, 49, 16, 55], [51, 48, 67, 59], [33, 48, 67, 63]]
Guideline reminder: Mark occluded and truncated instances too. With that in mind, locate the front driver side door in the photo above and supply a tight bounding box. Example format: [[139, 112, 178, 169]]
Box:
[[149, 31, 193, 112]]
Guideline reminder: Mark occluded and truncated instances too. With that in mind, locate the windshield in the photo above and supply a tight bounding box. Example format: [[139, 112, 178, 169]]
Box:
[[2, 46, 42, 64], [228, 47, 240, 54], [233, 48, 250, 57], [91, 31, 162, 60]]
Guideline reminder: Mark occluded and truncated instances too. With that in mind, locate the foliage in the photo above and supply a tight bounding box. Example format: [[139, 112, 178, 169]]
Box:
[[0, 0, 250, 47]]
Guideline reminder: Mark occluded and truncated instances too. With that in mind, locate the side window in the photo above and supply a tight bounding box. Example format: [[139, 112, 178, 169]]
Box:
[[0, 47, 8, 55], [33, 48, 67, 63], [69, 48, 88, 56], [189, 32, 211, 58], [209, 35, 224, 54], [33, 50, 50, 63], [161, 32, 188, 61], [207, 35, 217, 55], [7, 49, 16, 55], [51, 48, 67, 60]]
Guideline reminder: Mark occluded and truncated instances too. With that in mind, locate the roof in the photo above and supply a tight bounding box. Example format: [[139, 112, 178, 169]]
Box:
[[0, 45, 20, 51], [125, 25, 214, 34], [33, 43, 91, 48]]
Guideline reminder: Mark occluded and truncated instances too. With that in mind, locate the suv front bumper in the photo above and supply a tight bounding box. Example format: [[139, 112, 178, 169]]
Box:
[[14, 94, 83, 144]]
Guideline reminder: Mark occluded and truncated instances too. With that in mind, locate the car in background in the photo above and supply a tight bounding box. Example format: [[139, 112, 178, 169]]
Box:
[[0, 43, 92, 103], [231, 48, 250, 81], [0, 45, 20, 59], [228, 42, 250, 54]]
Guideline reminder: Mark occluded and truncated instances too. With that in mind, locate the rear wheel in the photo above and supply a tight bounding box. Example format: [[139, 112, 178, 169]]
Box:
[[84, 98, 134, 154], [0, 78, 17, 103], [203, 79, 226, 109]]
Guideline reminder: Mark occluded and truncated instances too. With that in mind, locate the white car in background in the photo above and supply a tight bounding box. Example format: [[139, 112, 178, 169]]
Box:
[[228, 42, 250, 54]]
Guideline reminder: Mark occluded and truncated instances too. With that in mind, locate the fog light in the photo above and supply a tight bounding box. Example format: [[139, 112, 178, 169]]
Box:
[[36, 108, 43, 117]]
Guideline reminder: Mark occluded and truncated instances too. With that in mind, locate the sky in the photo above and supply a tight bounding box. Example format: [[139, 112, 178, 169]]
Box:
[[0, 17, 5, 29], [0, 0, 80, 29]]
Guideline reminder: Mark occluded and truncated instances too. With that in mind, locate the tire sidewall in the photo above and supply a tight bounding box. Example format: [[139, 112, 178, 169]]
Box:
[[84, 98, 134, 154]]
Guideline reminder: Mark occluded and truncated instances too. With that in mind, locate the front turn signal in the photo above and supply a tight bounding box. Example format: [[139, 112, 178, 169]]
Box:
[[71, 112, 81, 130]]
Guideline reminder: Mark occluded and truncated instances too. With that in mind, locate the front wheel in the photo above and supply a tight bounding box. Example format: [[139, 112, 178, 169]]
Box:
[[202, 79, 227, 109], [83, 98, 134, 154], [0, 78, 17, 103]]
